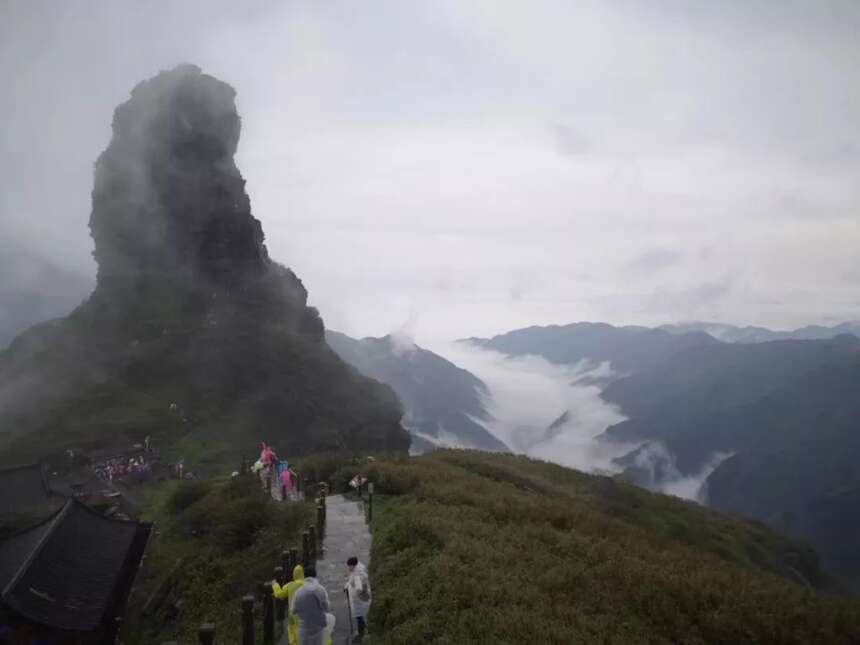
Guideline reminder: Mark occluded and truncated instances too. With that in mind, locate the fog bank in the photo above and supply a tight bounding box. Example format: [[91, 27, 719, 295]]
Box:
[[429, 341, 635, 473]]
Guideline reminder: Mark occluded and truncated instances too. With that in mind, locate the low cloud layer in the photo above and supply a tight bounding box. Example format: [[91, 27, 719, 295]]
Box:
[[431, 341, 634, 473], [662, 452, 733, 503], [429, 341, 733, 502], [630, 442, 734, 502]]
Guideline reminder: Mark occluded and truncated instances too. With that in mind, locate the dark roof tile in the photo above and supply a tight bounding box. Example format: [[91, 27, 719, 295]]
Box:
[[0, 499, 150, 631]]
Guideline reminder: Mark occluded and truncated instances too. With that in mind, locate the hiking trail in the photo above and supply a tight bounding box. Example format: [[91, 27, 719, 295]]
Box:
[[279, 494, 371, 645]]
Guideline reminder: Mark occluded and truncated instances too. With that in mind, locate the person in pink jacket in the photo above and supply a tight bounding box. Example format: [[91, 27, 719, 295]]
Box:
[[260, 442, 277, 466], [281, 465, 293, 499]]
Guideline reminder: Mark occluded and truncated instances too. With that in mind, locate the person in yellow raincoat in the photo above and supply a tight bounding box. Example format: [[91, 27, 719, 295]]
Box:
[[273, 564, 334, 645], [273, 564, 305, 645]]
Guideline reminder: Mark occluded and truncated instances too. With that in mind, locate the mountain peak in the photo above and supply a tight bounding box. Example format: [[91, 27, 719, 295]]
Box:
[[0, 67, 409, 462], [86, 66, 322, 338], [90, 65, 269, 297]]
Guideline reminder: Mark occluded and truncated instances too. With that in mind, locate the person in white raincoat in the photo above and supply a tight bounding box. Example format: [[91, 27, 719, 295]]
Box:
[[344, 556, 371, 642], [291, 564, 335, 645]]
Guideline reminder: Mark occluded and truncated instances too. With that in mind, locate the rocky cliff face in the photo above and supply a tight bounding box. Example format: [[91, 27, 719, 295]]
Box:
[[0, 66, 409, 464], [89, 65, 321, 336]]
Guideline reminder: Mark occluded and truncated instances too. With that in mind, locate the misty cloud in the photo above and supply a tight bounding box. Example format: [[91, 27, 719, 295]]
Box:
[[628, 441, 734, 502], [624, 249, 684, 275], [665, 451, 734, 503], [430, 341, 635, 473], [3, 1, 860, 345], [591, 280, 734, 323], [552, 124, 592, 157], [389, 308, 419, 357], [0, 244, 92, 347]]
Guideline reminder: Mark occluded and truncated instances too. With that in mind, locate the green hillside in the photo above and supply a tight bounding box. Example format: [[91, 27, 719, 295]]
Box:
[[348, 451, 860, 644]]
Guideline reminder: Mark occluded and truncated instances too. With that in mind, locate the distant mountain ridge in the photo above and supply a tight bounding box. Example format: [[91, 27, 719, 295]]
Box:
[[464, 321, 719, 374], [601, 335, 860, 450], [660, 320, 860, 343], [326, 331, 507, 453]]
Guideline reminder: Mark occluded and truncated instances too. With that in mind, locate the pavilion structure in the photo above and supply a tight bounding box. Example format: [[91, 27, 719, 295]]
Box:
[[0, 498, 151, 644]]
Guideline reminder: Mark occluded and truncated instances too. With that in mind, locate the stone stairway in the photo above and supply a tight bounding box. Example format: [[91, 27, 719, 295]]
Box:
[[279, 494, 371, 645]]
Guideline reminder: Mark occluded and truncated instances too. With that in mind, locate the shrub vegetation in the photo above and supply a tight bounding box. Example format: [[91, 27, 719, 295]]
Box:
[[124, 474, 312, 644], [360, 450, 860, 644]]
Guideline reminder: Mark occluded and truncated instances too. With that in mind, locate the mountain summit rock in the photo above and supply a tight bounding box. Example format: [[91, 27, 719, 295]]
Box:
[[0, 66, 409, 463], [89, 64, 320, 335]]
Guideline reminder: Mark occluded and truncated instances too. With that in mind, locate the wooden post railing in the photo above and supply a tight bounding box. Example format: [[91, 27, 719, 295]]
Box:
[[281, 550, 290, 579], [262, 583, 275, 644], [308, 525, 317, 563], [302, 531, 310, 568], [274, 566, 286, 622], [198, 623, 215, 645], [241, 595, 254, 645], [289, 547, 298, 576]]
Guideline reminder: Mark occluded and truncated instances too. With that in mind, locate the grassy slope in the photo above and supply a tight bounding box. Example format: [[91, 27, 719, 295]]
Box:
[[123, 475, 312, 644], [358, 451, 860, 644]]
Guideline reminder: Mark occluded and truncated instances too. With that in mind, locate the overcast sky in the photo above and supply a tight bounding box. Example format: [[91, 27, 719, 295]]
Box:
[[2, 1, 860, 344]]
